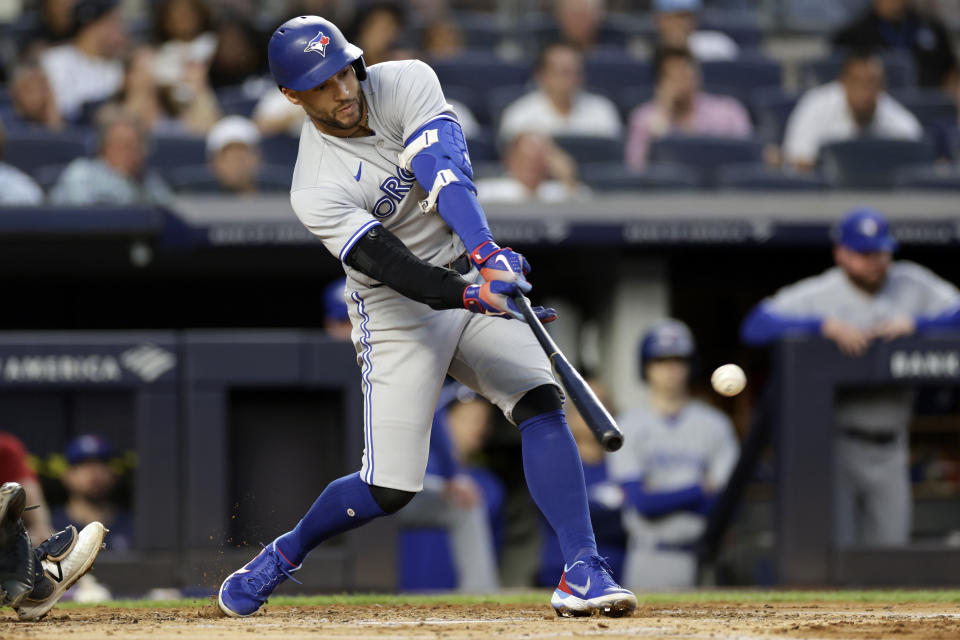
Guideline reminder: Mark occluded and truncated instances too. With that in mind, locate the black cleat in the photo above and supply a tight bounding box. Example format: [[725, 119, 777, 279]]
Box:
[[0, 482, 35, 608]]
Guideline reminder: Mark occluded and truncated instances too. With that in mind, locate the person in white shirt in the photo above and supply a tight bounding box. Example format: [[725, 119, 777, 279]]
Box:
[[0, 122, 44, 206], [50, 107, 172, 206], [40, 0, 127, 122], [498, 42, 622, 143], [783, 50, 923, 171], [477, 132, 590, 203], [654, 0, 739, 62]]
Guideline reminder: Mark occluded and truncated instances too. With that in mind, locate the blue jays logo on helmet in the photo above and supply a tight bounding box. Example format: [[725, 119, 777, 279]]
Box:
[[305, 31, 331, 56], [268, 15, 366, 91]]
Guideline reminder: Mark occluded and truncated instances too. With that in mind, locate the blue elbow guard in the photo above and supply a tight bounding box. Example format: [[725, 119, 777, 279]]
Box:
[[400, 117, 477, 214]]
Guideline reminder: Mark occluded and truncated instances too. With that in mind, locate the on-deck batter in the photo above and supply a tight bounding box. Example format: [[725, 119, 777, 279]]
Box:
[[217, 15, 637, 618]]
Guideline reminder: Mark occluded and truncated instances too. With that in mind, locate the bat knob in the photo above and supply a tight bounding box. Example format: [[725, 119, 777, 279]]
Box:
[[601, 432, 623, 452]]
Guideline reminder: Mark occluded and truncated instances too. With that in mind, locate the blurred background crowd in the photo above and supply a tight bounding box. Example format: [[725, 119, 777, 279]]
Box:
[[2, 0, 960, 597], [3, 0, 960, 204]]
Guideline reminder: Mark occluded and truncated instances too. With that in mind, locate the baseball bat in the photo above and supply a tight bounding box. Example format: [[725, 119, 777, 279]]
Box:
[[512, 294, 624, 452]]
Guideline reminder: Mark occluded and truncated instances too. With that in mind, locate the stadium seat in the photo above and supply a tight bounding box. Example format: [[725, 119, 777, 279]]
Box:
[[584, 51, 652, 94], [579, 163, 699, 191], [260, 135, 300, 167], [700, 56, 782, 104], [648, 135, 764, 187], [801, 50, 916, 89], [616, 86, 654, 121], [32, 164, 68, 190], [168, 164, 291, 193], [700, 8, 764, 48], [217, 85, 261, 118], [442, 85, 487, 126], [750, 87, 801, 145], [454, 12, 511, 49], [553, 135, 624, 164], [890, 88, 958, 129], [148, 134, 207, 177], [894, 165, 960, 191], [717, 164, 831, 190], [430, 54, 531, 94], [486, 84, 532, 134], [819, 138, 935, 189], [4, 130, 91, 176], [466, 130, 498, 164]]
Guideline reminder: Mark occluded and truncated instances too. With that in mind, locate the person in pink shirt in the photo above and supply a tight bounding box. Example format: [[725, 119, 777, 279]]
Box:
[[625, 46, 752, 170]]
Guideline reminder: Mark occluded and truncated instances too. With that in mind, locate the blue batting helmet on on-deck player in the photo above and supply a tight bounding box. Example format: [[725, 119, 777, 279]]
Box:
[[638, 319, 696, 380], [268, 15, 366, 91]]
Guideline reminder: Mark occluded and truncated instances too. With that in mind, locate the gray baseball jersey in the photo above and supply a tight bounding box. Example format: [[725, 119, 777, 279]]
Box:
[[608, 399, 739, 545], [288, 60, 555, 492], [766, 261, 960, 432]]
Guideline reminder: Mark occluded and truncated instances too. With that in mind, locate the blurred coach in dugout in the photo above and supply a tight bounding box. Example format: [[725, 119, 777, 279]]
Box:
[[741, 208, 960, 546]]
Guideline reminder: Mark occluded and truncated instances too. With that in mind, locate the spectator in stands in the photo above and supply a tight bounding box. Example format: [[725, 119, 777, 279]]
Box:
[[625, 46, 752, 170], [1, 59, 64, 132], [0, 122, 45, 206], [654, 0, 739, 62], [554, 0, 607, 52], [783, 50, 922, 171], [347, 3, 406, 67], [741, 208, 960, 546], [0, 432, 54, 543], [39, 0, 127, 123], [537, 378, 627, 587], [832, 0, 957, 89], [322, 278, 352, 340], [204, 116, 264, 194], [17, 0, 78, 54], [51, 435, 133, 552], [151, 0, 217, 90], [476, 132, 589, 203], [498, 41, 622, 142], [421, 19, 466, 61], [104, 47, 220, 136], [207, 16, 267, 89], [50, 107, 173, 205], [608, 320, 739, 589]]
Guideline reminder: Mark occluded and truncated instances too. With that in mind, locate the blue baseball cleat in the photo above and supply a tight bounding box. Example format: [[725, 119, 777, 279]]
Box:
[[551, 556, 637, 618], [218, 541, 301, 618]]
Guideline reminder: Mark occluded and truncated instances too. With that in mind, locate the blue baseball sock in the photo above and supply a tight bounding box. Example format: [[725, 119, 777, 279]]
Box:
[[275, 471, 385, 565], [519, 410, 598, 565]]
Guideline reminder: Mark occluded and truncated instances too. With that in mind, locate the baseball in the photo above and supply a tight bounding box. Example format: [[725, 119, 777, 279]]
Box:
[[711, 364, 747, 397]]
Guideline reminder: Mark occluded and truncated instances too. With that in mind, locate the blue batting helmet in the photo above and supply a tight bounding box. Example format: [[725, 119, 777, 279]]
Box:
[[268, 15, 366, 91], [638, 319, 696, 380]]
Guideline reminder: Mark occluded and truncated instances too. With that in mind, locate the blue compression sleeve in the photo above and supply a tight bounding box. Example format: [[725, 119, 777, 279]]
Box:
[[428, 411, 460, 480], [915, 305, 960, 332], [405, 118, 495, 252], [740, 302, 823, 346], [621, 480, 706, 518]]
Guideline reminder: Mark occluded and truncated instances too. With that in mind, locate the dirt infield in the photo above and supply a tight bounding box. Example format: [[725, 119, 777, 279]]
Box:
[[1, 601, 958, 640]]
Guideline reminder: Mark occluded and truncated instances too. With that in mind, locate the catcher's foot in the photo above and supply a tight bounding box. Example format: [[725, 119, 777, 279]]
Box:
[[16, 522, 107, 621], [551, 555, 637, 618], [0, 482, 34, 608], [218, 541, 301, 617]]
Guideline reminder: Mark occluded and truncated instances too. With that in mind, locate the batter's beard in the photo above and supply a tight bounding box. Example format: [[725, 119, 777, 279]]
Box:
[[313, 95, 365, 132]]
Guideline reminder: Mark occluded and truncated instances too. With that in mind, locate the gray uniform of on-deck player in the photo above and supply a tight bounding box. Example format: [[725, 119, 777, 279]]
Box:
[[608, 400, 738, 589], [765, 261, 960, 545], [289, 59, 555, 492]]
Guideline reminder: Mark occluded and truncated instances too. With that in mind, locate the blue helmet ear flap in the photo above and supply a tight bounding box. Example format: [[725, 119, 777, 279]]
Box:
[[352, 57, 367, 81]]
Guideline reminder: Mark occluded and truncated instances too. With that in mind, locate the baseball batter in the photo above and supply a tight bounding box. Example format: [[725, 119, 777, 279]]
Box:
[[608, 320, 739, 589], [217, 16, 636, 618], [742, 208, 960, 546]]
